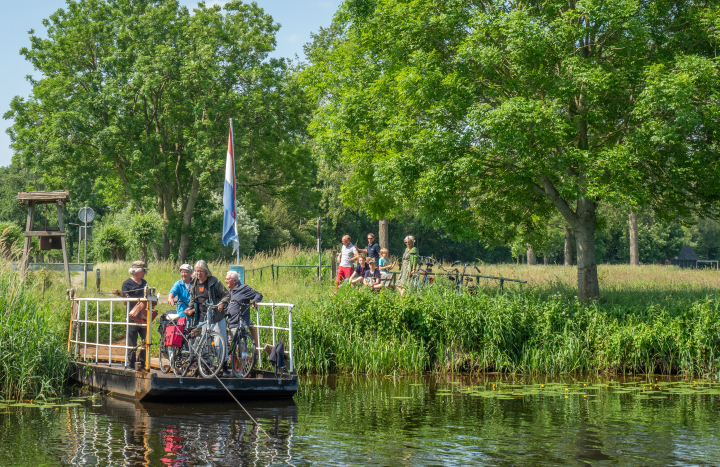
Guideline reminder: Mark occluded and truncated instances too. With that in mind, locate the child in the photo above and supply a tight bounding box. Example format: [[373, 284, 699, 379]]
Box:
[[350, 255, 370, 285], [378, 248, 396, 287], [364, 258, 383, 290]]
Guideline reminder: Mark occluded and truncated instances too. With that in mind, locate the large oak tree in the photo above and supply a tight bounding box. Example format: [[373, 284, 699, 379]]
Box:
[[304, 0, 720, 299], [6, 0, 313, 262]]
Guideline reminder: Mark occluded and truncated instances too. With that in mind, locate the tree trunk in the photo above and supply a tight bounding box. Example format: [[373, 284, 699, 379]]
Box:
[[527, 244, 536, 265], [151, 244, 161, 262], [575, 198, 599, 300], [178, 176, 200, 264], [543, 253, 549, 265], [564, 225, 572, 266], [629, 212, 639, 266], [379, 218, 389, 250]]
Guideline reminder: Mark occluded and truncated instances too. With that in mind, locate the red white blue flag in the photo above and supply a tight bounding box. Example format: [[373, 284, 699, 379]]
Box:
[[222, 123, 238, 253]]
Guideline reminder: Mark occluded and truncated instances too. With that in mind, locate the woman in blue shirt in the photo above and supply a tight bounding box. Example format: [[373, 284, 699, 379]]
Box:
[[167, 264, 192, 318]]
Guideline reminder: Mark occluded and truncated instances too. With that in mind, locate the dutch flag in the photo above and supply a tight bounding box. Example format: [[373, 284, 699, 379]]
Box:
[[222, 122, 239, 254]]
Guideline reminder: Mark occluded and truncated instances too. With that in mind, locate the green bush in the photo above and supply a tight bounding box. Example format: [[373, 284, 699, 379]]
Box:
[[293, 285, 720, 376], [91, 220, 129, 261]]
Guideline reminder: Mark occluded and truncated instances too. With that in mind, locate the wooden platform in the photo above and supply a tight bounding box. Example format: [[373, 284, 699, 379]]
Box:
[[71, 361, 298, 402]]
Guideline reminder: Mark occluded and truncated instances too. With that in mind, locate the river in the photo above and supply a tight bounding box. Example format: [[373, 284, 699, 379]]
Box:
[[1, 375, 719, 466]]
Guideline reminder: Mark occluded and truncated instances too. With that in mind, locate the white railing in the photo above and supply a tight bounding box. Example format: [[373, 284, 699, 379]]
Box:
[[255, 302, 294, 373], [67, 287, 158, 371], [66, 289, 295, 374]]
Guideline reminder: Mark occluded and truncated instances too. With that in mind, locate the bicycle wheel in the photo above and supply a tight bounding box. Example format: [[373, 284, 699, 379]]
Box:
[[198, 331, 226, 378], [231, 332, 255, 378], [172, 345, 191, 377], [158, 343, 171, 373]]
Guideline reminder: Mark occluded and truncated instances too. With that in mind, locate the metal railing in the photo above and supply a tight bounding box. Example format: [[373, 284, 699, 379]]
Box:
[[254, 302, 295, 373], [66, 288, 296, 374], [67, 287, 158, 372], [245, 264, 331, 281]]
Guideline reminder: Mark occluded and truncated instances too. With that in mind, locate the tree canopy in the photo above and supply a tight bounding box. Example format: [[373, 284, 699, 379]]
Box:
[[303, 0, 720, 298], [6, 0, 314, 262]]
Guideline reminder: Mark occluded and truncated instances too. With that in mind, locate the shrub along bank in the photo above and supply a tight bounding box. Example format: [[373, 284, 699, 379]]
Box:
[[293, 285, 720, 376], [0, 267, 69, 399]]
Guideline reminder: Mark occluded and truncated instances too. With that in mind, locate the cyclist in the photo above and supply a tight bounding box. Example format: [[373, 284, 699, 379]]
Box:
[[186, 260, 230, 358], [224, 271, 262, 371], [167, 263, 192, 318]]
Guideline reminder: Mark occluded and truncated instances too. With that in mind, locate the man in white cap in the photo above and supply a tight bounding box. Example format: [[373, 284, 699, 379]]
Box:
[[168, 263, 193, 318]]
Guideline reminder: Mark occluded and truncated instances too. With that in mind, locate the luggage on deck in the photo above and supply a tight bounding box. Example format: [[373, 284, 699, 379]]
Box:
[[164, 317, 186, 347]]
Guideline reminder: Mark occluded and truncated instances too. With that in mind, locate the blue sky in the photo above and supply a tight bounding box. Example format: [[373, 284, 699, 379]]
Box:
[[0, 0, 339, 167]]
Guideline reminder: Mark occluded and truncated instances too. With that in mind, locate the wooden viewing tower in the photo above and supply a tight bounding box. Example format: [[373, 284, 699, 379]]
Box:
[[16, 191, 71, 284]]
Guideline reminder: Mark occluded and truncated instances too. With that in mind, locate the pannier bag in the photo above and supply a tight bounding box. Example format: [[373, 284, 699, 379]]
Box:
[[164, 317, 186, 347]]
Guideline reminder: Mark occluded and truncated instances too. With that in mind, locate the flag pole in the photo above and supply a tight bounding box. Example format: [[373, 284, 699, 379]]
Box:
[[230, 117, 239, 265]]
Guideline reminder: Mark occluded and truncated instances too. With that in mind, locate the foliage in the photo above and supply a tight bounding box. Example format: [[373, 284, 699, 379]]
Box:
[[293, 284, 720, 376], [303, 0, 720, 299], [0, 267, 68, 399], [91, 217, 129, 262], [128, 211, 162, 262], [6, 0, 314, 262]]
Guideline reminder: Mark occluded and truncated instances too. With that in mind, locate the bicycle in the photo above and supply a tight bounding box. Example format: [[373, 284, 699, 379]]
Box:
[[157, 311, 186, 374], [171, 303, 227, 378], [226, 313, 256, 378]]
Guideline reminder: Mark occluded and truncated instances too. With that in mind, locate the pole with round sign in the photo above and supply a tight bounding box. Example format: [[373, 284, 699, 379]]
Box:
[[79, 207, 95, 288]]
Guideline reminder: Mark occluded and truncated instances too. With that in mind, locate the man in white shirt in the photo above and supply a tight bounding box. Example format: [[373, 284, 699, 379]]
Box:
[[335, 235, 359, 292]]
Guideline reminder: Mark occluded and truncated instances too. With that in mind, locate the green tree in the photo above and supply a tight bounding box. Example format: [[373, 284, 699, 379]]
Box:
[[91, 217, 129, 261], [128, 211, 161, 263], [6, 0, 314, 263], [687, 218, 720, 260], [304, 0, 720, 299]]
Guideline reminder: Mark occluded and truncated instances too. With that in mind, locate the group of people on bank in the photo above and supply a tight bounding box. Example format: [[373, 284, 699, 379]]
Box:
[[334, 232, 418, 296], [122, 260, 262, 370]]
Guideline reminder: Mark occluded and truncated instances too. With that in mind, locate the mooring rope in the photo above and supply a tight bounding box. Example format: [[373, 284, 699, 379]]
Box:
[[213, 373, 271, 439], [162, 308, 272, 440]]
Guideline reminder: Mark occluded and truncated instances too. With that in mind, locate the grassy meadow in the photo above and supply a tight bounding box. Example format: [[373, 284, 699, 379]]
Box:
[[7, 246, 720, 399]]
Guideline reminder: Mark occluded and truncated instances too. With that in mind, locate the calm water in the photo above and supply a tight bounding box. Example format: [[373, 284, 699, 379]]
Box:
[[2, 375, 720, 466]]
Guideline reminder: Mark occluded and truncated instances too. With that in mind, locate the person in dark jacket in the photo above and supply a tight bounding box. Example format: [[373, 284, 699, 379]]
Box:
[[122, 260, 149, 369], [224, 270, 262, 366], [186, 260, 230, 356]]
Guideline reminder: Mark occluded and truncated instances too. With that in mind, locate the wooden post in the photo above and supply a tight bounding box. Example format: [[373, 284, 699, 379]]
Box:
[[67, 290, 76, 353], [331, 250, 337, 279], [57, 201, 71, 284], [21, 201, 35, 279]]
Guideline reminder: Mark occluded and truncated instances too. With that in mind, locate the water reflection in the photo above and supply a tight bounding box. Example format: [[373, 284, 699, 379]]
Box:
[[3, 375, 720, 466], [57, 396, 298, 466]]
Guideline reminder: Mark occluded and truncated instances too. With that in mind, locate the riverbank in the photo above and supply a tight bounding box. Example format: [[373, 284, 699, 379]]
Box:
[[15, 249, 720, 399], [294, 285, 720, 376]]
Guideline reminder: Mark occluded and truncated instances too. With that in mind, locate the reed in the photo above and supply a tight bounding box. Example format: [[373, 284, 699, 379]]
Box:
[[292, 284, 720, 376], [42, 247, 720, 378], [0, 265, 69, 399]]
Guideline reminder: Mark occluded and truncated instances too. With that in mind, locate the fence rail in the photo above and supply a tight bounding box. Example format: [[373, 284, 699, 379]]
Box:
[[66, 287, 158, 371], [244, 262, 526, 291], [66, 288, 296, 374], [245, 264, 331, 281]]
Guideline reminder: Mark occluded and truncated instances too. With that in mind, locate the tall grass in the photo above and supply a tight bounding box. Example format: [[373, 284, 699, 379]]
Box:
[[292, 284, 720, 376], [0, 266, 69, 399], [45, 247, 720, 378]]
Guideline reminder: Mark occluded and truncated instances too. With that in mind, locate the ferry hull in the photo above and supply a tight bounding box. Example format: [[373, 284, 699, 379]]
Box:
[[71, 362, 298, 401]]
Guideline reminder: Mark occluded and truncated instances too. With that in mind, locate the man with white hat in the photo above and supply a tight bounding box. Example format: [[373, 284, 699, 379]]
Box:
[[168, 263, 193, 318]]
